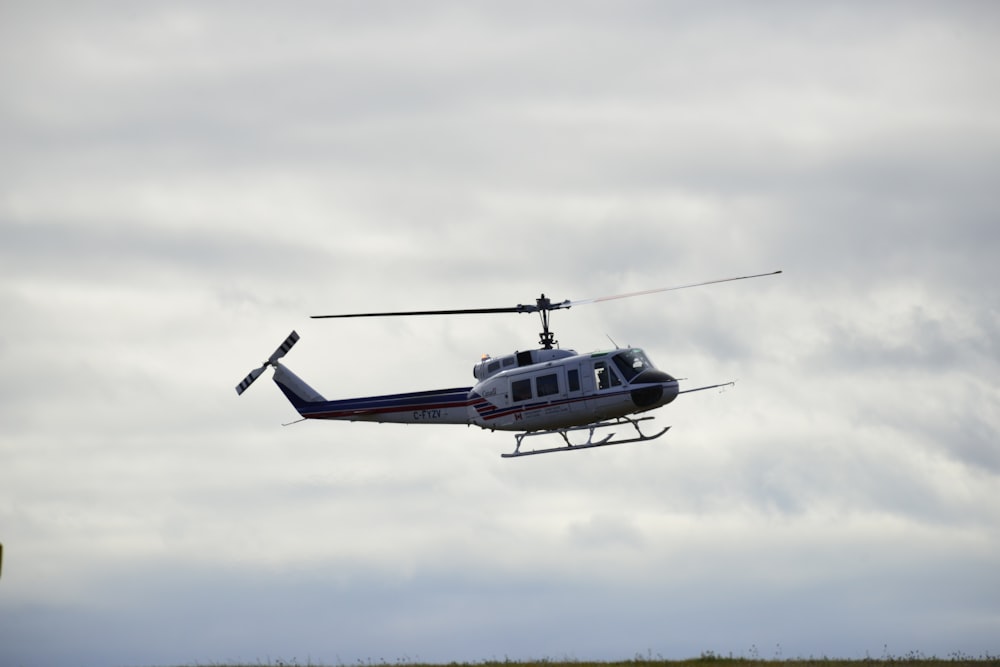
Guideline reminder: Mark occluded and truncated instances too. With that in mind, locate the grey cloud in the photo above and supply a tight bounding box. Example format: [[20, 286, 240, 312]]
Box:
[[2, 2, 999, 665]]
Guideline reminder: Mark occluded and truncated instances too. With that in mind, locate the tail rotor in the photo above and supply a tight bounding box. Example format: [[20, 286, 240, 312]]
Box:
[[235, 331, 300, 395]]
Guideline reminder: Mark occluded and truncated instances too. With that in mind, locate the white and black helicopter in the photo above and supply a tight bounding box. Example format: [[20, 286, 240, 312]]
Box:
[[236, 271, 781, 458]]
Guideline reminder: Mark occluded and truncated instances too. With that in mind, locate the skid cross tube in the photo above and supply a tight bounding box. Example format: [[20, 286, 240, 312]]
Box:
[[502, 416, 670, 458]]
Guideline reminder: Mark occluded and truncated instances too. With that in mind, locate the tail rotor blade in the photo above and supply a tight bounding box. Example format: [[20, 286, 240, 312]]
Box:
[[236, 331, 300, 396], [235, 365, 267, 395], [268, 330, 300, 365]]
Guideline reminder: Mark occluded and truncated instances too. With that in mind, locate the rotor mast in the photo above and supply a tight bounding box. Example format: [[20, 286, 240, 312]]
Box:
[[536, 293, 557, 349]]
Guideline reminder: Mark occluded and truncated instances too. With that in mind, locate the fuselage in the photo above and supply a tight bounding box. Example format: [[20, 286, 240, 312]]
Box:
[[278, 347, 679, 433], [469, 347, 678, 431]]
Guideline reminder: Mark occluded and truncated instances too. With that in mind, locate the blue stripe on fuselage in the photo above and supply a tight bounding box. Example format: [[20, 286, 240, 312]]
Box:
[[296, 387, 474, 419]]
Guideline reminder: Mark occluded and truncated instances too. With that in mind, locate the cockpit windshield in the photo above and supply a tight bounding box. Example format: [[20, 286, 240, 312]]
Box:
[[612, 348, 653, 382]]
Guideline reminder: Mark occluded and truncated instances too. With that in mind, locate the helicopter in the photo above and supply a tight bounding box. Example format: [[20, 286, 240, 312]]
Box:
[[236, 270, 781, 458]]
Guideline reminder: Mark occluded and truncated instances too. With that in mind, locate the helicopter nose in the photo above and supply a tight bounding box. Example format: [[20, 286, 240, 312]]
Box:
[[662, 378, 680, 405], [629, 370, 679, 408]]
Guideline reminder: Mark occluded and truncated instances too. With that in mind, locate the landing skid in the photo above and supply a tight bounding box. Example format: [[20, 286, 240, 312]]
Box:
[[501, 416, 670, 458]]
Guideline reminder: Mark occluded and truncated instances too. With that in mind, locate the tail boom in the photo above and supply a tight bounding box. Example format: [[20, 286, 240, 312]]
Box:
[[287, 384, 475, 424]]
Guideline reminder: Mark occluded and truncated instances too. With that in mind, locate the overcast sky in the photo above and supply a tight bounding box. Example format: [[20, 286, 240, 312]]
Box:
[[2, 2, 999, 666]]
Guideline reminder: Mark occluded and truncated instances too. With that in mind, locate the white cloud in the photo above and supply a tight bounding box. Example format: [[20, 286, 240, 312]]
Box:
[[2, 2, 999, 666]]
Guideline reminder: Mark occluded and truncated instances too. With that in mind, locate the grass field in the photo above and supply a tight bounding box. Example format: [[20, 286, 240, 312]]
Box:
[[182, 655, 1000, 667]]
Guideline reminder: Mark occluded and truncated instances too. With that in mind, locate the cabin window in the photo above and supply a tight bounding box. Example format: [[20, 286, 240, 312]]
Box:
[[511, 378, 532, 402], [536, 373, 559, 397], [594, 361, 622, 390], [567, 369, 580, 392]]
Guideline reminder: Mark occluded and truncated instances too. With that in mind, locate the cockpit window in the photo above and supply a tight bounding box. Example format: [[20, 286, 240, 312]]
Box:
[[612, 349, 652, 382]]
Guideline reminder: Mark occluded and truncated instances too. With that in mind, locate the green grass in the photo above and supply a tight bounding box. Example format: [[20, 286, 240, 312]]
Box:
[[177, 654, 1000, 667]]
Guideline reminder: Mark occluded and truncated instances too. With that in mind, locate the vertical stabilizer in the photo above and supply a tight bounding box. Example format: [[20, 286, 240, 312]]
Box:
[[272, 363, 326, 412]]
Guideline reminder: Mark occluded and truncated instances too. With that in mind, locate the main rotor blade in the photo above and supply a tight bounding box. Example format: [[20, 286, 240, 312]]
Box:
[[311, 270, 780, 321], [564, 270, 782, 308], [311, 305, 534, 319]]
